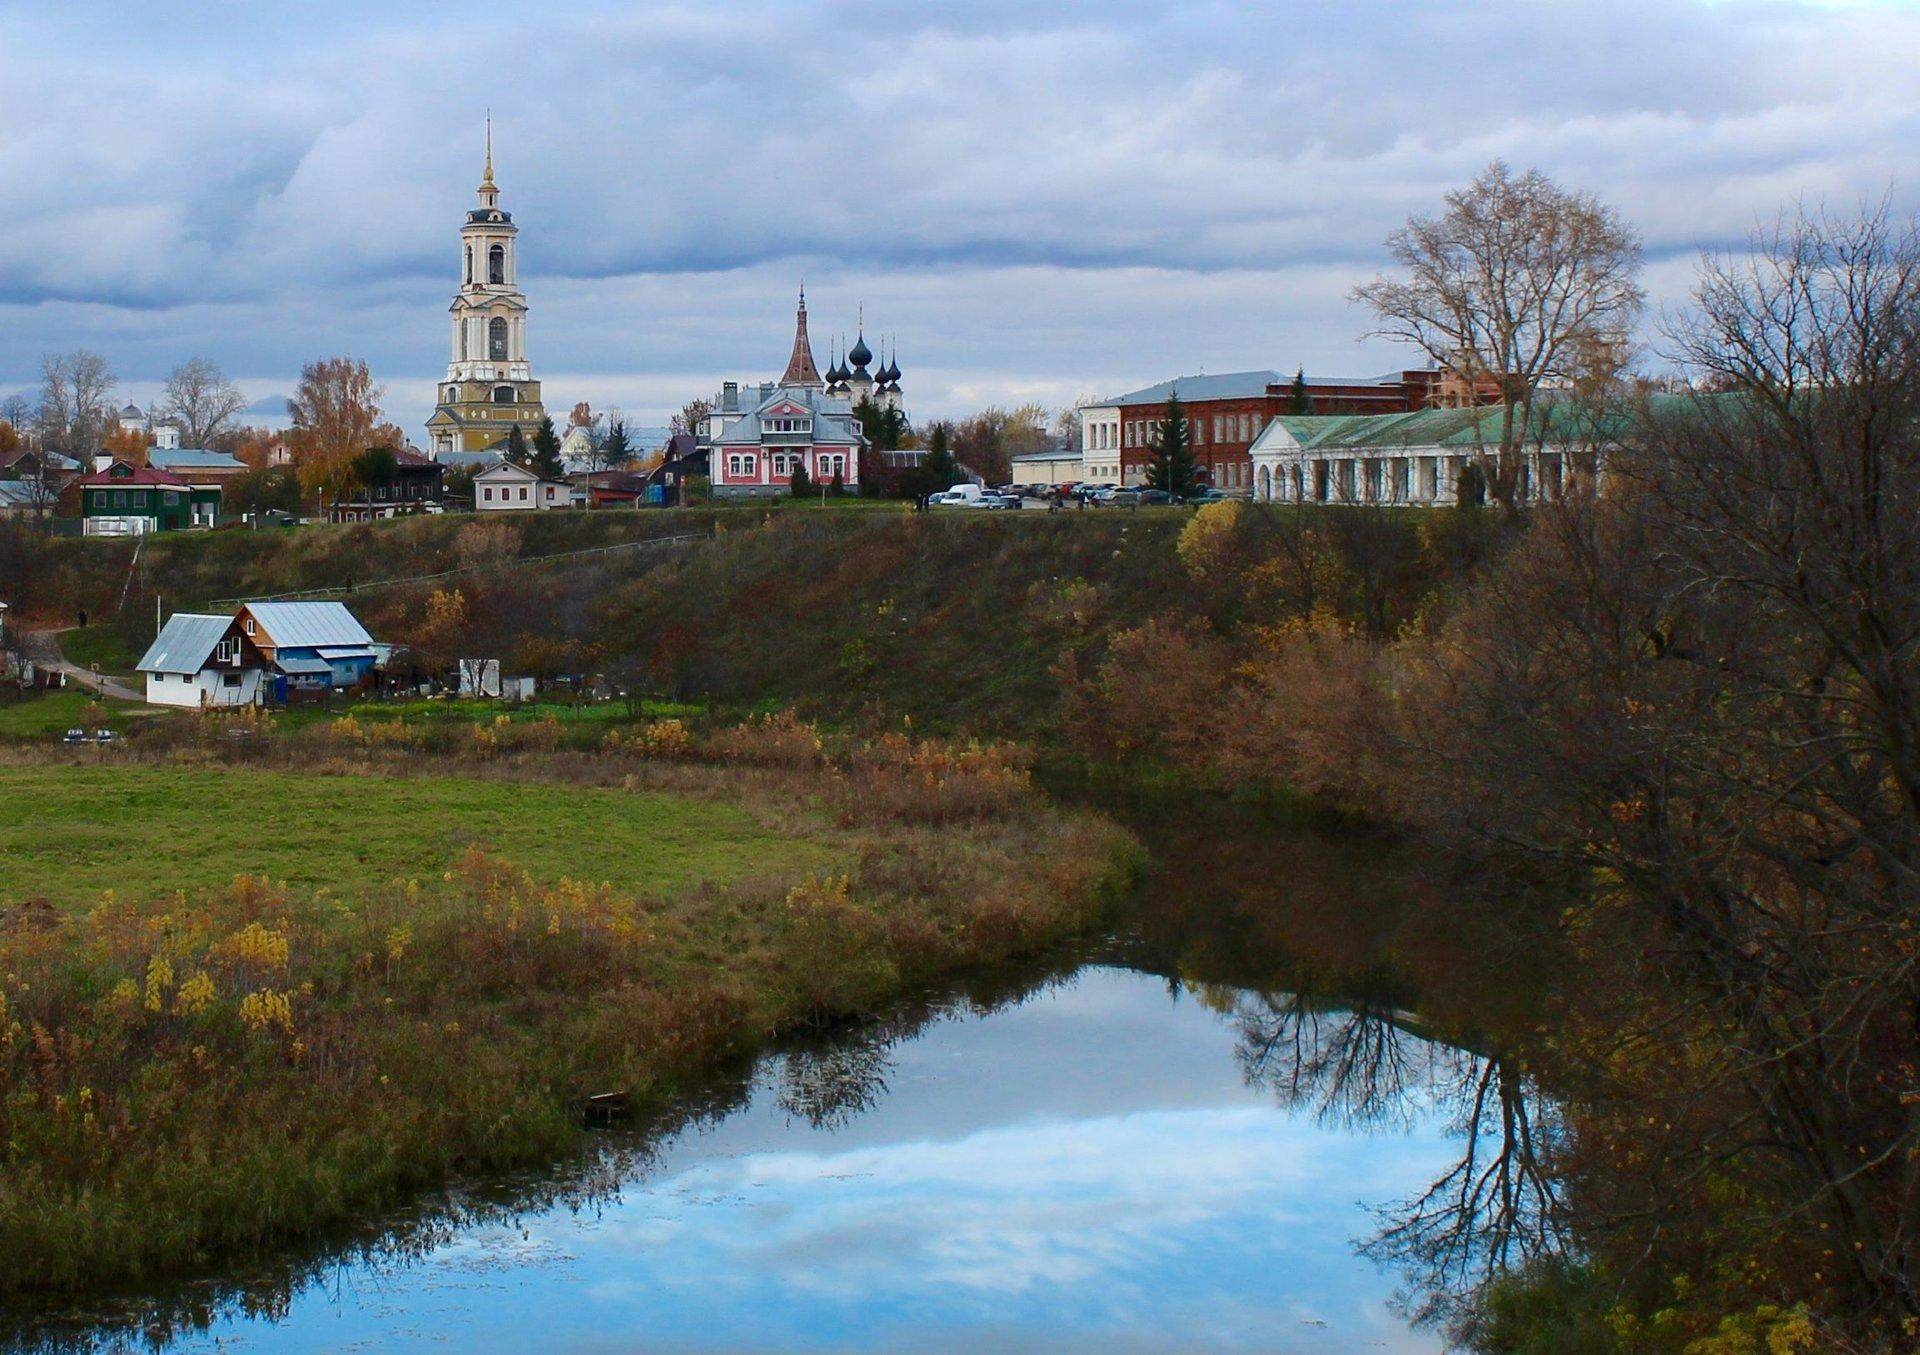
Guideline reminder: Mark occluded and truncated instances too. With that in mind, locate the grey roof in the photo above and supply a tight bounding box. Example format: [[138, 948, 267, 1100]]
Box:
[[275, 655, 333, 675], [434, 449, 506, 470], [138, 613, 236, 675], [244, 601, 374, 650], [0, 481, 56, 509], [149, 448, 246, 471], [711, 383, 865, 448], [1106, 371, 1282, 406]]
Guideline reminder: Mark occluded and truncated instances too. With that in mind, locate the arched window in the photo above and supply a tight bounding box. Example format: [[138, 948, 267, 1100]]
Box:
[[492, 385, 515, 405], [488, 317, 508, 361], [488, 244, 505, 285]]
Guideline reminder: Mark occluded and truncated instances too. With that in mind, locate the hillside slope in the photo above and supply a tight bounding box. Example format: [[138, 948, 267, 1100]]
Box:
[[4, 504, 1491, 736]]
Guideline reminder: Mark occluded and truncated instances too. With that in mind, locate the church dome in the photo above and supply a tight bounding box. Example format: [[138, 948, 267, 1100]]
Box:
[[847, 332, 872, 370]]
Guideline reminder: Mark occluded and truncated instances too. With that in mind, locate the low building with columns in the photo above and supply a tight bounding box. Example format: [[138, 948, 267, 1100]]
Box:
[[1249, 403, 1610, 506]]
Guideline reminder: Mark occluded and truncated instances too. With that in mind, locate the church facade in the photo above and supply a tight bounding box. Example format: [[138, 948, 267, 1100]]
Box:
[[426, 128, 547, 457]]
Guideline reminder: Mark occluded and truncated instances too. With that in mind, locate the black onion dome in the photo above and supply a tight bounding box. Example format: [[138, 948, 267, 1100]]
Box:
[[847, 332, 872, 369]]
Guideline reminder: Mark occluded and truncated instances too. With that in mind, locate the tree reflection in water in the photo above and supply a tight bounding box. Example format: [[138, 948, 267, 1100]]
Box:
[[1214, 979, 1564, 1324], [1092, 778, 1571, 1331]]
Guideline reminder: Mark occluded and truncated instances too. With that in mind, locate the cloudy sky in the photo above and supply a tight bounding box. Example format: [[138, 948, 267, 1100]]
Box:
[[3, 0, 1916, 438]]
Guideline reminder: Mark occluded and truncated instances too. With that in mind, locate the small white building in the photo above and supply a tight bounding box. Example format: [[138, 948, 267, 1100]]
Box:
[[136, 613, 266, 708], [1076, 402, 1123, 483], [1010, 444, 1085, 488], [473, 459, 567, 511]]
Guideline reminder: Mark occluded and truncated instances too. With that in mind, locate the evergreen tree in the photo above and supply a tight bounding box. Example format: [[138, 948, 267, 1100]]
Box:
[[504, 423, 530, 468], [920, 422, 958, 494], [789, 464, 813, 498], [830, 469, 845, 497], [1291, 368, 1313, 415], [599, 419, 631, 470], [1146, 392, 1199, 499], [529, 415, 565, 480]]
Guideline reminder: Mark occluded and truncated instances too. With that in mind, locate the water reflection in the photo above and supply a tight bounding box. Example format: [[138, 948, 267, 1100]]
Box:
[[4, 794, 1565, 1353]]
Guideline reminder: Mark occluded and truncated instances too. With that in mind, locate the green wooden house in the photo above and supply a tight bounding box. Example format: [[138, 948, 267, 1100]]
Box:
[[78, 461, 220, 536]]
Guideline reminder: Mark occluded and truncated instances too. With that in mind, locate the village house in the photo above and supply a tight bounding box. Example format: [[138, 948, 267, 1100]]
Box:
[[474, 458, 567, 511], [136, 613, 268, 708], [146, 446, 250, 490], [236, 601, 381, 696], [78, 462, 220, 535], [328, 446, 446, 522]]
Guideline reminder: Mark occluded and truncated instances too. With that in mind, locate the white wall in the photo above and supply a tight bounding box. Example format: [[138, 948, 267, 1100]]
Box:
[[144, 668, 262, 708]]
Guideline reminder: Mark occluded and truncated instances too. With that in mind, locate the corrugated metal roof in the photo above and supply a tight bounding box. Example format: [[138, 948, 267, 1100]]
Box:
[[149, 449, 246, 471], [245, 601, 374, 649], [1106, 371, 1281, 407], [138, 613, 235, 674], [275, 655, 332, 675], [0, 481, 55, 508], [1255, 398, 1651, 454]]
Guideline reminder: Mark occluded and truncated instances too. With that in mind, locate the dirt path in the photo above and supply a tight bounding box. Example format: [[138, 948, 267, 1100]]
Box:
[[21, 628, 143, 702]]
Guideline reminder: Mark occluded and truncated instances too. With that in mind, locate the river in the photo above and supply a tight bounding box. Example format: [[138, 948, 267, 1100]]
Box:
[[7, 793, 1559, 1353]]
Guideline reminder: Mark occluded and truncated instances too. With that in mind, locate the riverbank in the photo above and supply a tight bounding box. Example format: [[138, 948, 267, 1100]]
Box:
[[0, 721, 1139, 1298]]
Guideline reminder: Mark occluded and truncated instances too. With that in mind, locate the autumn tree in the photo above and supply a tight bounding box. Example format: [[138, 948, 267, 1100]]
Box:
[[1354, 162, 1643, 505], [159, 357, 247, 447], [1393, 202, 1920, 1342], [99, 423, 151, 465], [287, 357, 383, 504]]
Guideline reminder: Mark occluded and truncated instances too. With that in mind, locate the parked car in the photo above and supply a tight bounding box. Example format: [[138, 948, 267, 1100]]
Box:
[[993, 493, 1024, 509], [62, 728, 88, 744], [1189, 488, 1244, 505], [934, 483, 988, 507]]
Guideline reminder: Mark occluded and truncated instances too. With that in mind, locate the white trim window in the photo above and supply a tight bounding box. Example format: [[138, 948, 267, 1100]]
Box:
[[727, 453, 758, 479]]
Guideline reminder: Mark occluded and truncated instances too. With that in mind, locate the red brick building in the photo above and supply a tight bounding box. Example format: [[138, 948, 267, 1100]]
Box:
[[1082, 369, 1460, 490]]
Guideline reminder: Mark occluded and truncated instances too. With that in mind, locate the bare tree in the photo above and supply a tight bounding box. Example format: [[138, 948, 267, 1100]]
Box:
[[671, 397, 712, 440], [159, 357, 248, 447], [1052, 398, 1094, 454], [1390, 202, 1920, 1340], [1354, 162, 1643, 505], [34, 350, 116, 457]]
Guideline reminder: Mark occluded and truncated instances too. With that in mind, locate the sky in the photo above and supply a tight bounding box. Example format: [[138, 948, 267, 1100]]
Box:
[[2, 0, 1917, 441]]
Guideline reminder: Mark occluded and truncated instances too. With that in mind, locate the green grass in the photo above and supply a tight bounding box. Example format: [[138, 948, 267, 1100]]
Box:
[[0, 763, 836, 909], [0, 690, 149, 740], [58, 623, 142, 675]]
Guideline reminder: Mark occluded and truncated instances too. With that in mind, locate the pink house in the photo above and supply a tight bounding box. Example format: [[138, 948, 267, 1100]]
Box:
[[704, 290, 868, 499]]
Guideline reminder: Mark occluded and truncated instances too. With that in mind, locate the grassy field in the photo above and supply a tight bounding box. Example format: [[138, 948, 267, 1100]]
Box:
[[0, 690, 149, 740], [0, 763, 831, 908], [0, 730, 1137, 1301]]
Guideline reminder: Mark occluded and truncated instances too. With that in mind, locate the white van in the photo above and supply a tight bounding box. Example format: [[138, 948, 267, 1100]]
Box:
[[934, 483, 987, 506]]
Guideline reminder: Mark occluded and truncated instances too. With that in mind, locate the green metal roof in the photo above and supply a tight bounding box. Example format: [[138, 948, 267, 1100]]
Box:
[[1263, 397, 1657, 453]]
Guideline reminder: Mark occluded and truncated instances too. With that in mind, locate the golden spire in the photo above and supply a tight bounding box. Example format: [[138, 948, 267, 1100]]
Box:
[[481, 111, 495, 189]]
